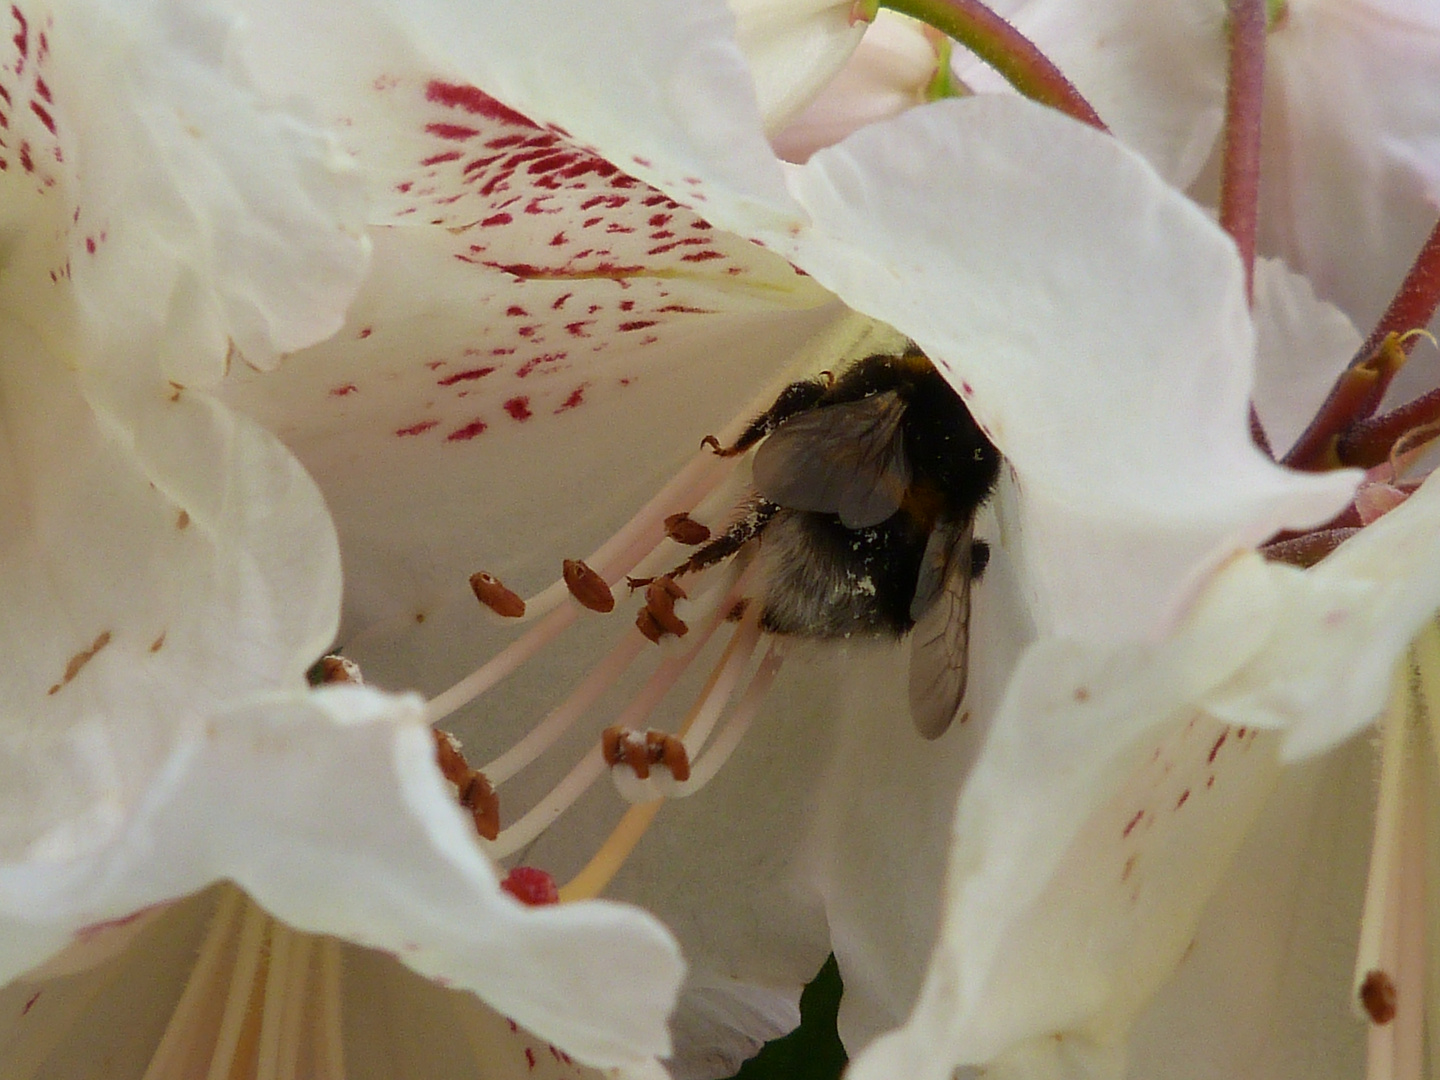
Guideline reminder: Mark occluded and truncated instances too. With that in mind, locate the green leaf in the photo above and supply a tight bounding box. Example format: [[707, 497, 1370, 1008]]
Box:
[[731, 956, 847, 1080]]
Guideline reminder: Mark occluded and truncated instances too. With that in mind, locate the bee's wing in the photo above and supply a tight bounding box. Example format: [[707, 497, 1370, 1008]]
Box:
[[751, 391, 910, 529], [907, 519, 975, 740]]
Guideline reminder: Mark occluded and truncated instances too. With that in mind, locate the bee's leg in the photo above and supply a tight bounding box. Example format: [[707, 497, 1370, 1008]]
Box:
[[970, 539, 991, 581], [631, 500, 780, 590], [702, 377, 832, 457]]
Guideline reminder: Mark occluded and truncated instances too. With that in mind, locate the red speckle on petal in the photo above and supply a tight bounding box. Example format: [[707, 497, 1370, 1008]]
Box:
[[1207, 731, 1228, 764], [420, 149, 463, 166], [555, 385, 587, 413], [28, 99, 52, 134], [1122, 810, 1144, 838], [617, 320, 658, 332], [515, 352, 563, 377], [437, 367, 496, 386], [358, 326, 373, 339], [395, 420, 439, 437], [506, 305, 528, 317], [84, 236, 95, 254], [424, 80, 536, 127], [425, 122, 481, 141], [501, 867, 560, 905], [446, 419, 488, 441], [480, 212, 512, 226], [1175, 789, 1190, 810], [503, 396, 532, 421], [11, 6, 27, 59], [329, 383, 358, 397], [21, 990, 40, 1015], [525, 1048, 537, 1070]]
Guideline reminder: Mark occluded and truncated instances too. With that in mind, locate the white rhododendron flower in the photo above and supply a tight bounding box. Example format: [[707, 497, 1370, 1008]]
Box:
[[772, 11, 948, 163], [0, 0, 687, 1075], [201, 0, 1366, 1073]]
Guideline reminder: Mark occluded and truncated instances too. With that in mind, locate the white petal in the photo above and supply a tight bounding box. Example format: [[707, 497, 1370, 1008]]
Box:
[[847, 555, 1287, 1080], [1251, 258, 1363, 458], [729, 0, 865, 134], [806, 492, 1036, 1051], [232, 0, 802, 233], [956, 0, 1228, 187], [772, 96, 1357, 642], [1206, 470, 1440, 759], [1126, 735, 1371, 1080], [14, 0, 369, 375], [772, 11, 938, 163], [0, 686, 683, 1070], [667, 976, 801, 1080], [1260, 0, 1440, 339], [0, 323, 339, 872]]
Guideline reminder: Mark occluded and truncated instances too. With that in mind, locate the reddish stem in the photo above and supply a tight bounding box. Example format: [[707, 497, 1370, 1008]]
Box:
[[1336, 384, 1440, 468], [1218, 0, 1267, 304], [1261, 528, 1359, 567], [1355, 218, 1440, 362], [879, 0, 1107, 131], [1283, 219, 1440, 470]]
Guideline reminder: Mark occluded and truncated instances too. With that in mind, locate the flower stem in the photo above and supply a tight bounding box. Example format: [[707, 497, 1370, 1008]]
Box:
[[1357, 219, 1440, 364], [868, 0, 1107, 130], [1218, 0, 1266, 304], [1284, 220, 1440, 470], [1336, 382, 1440, 469]]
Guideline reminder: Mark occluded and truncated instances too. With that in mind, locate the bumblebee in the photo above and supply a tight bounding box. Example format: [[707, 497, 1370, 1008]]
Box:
[[669, 344, 1000, 738]]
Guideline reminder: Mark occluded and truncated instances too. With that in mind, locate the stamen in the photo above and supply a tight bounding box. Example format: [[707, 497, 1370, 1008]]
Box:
[[558, 641, 783, 901], [1354, 627, 1433, 1080], [143, 887, 245, 1079], [470, 572, 526, 618], [487, 745, 607, 859], [316, 938, 345, 1080], [306, 654, 362, 686], [424, 442, 745, 727], [481, 633, 647, 784], [485, 577, 747, 857], [676, 646, 784, 795], [140, 888, 348, 1080], [563, 559, 615, 613], [433, 729, 500, 840]]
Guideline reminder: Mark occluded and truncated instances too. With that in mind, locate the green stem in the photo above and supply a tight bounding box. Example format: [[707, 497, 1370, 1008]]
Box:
[[870, 0, 1107, 130]]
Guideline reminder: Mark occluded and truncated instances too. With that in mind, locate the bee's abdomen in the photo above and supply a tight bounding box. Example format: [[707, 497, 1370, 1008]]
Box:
[[756, 509, 922, 639]]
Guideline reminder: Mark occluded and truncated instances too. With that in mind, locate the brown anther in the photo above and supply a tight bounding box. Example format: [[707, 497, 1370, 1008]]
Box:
[[726, 597, 752, 622], [460, 771, 500, 842], [645, 730, 691, 783], [601, 726, 691, 782], [663, 512, 711, 545], [625, 575, 655, 591], [635, 607, 665, 644], [470, 571, 526, 618], [563, 559, 615, 612], [601, 725, 652, 779], [308, 654, 363, 686], [1360, 969, 1397, 1025], [644, 576, 689, 638], [432, 728, 500, 841]]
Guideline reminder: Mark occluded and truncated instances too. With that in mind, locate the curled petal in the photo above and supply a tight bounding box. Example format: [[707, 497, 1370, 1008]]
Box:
[[233, 0, 802, 233], [0, 686, 684, 1070], [1208, 470, 1440, 759], [847, 556, 1286, 1080], [770, 96, 1357, 642], [23, 0, 370, 376]]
